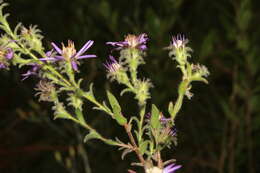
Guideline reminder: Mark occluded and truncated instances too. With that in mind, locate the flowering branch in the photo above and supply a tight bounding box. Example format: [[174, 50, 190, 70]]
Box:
[[0, 2, 210, 173]]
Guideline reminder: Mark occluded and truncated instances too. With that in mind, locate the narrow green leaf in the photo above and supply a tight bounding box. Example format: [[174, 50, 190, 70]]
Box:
[[107, 91, 121, 111], [168, 102, 174, 118], [139, 140, 149, 155], [75, 108, 86, 124], [190, 76, 208, 84], [83, 131, 101, 143], [113, 105, 127, 125], [151, 104, 160, 129], [107, 91, 127, 125], [121, 148, 133, 160], [83, 83, 96, 102], [53, 113, 71, 120]]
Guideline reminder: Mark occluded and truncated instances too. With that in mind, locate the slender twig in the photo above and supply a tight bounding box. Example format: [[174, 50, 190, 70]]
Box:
[[124, 124, 146, 165]]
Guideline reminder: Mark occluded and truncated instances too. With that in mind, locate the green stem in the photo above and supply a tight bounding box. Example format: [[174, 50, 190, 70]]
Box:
[[124, 124, 146, 165], [137, 104, 146, 144], [80, 90, 113, 116], [69, 115, 120, 146], [171, 80, 188, 120], [129, 49, 138, 84]]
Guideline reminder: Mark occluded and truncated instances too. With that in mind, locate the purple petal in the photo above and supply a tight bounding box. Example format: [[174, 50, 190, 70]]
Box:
[[106, 41, 128, 47], [5, 48, 14, 59], [109, 55, 116, 62], [138, 33, 148, 43], [55, 55, 65, 60], [71, 61, 78, 71], [39, 57, 58, 61], [45, 50, 53, 57], [103, 55, 118, 71], [138, 45, 147, 51], [77, 54, 97, 59], [21, 63, 41, 80], [75, 40, 94, 57], [0, 63, 6, 69], [51, 42, 62, 54], [21, 71, 35, 81], [163, 164, 182, 173]]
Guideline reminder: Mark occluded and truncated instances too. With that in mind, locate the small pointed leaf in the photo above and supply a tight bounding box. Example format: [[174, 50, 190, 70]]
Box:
[[139, 140, 149, 155], [84, 131, 101, 143], [151, 104, 160, 129], [107, 91, 127, 125]]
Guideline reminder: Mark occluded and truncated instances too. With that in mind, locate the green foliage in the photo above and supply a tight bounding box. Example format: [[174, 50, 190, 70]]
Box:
[[0, 0, 259, 173], [151, 104, 160, 129], [106, 91, 127, 125]]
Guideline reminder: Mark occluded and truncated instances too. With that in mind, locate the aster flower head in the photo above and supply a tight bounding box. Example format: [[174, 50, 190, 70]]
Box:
[[167, 34, 192, 66], [34, 79, 56, 102], [189, 63, 210, 85], [163, 163, 181, 173], [171, 34, 188, 49], [104, 55, 121, 74], [146, 112, 176, 137], [103, 55, 130, 84], [106, 33, 148, 51], [5, 48, 14, 59], [0, 47, 14, 69], [191, 63, 210, 78], [40, 40, 97, 71], [145, 112, 171, 124], [22, 63, 41, 80]]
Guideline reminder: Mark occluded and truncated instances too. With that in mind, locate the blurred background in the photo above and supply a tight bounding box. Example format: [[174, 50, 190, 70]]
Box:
[[0, 0, 259, 172]]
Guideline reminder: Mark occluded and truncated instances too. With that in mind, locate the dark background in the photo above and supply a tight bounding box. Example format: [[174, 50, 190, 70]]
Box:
[[0, 0, 259, 173]]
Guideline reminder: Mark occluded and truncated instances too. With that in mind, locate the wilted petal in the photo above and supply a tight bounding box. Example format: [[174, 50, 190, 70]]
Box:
[[21, 63, 41, 80]]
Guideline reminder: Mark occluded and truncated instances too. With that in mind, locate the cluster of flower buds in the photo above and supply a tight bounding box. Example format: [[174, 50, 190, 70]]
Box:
[[167, 34, 191, 66], [105, 33, 152, 106], [20, 25, 44, 53], [146, 111, 177, 147], [166, 34, 209, 100]]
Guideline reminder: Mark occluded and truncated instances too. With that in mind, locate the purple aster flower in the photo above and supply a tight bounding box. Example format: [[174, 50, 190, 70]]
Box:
[[106, 33, 148, 51], [5, 48, 14, 59], [171, 34, 188, 49], [21, 63, 41, 80], [163, 163, 182, 173], [0, 63, 6, 69], [0, 47, 14, 69], [103, 55, 121, 73], [40, 40, 97, 71], [145, 112, 171, 124], [145, 112, 176, 137]]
